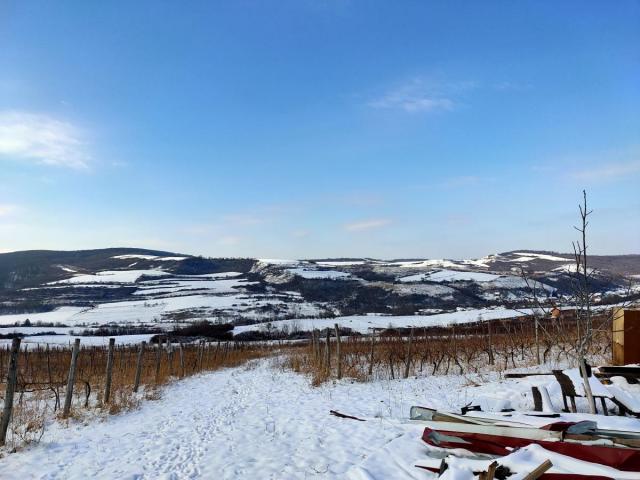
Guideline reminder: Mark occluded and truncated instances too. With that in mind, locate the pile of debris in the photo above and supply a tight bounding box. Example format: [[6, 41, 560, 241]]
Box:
[[405, 365, 640, 478], [411, 406, 640, 478]]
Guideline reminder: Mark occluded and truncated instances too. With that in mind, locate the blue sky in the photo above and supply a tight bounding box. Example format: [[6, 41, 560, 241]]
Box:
[[0, 1, 638, 259]]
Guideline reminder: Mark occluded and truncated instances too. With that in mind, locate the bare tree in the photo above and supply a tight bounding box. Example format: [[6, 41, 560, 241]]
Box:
[[571, 190, 596, 413], [519, 191, 598, 413], [517, 270, 553, 365]]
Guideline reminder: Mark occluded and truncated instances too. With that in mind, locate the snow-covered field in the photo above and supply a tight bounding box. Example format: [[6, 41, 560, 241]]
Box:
[[234, 307, 531, 335], [0, 294, 289, 326], [0, 306, 85, 326], [0, 333, 155, 348], [287, 267, 352, 280], [423, 269, 502, 283], [0, 305, 525, 334], [132, 278, 256, 296], [50, 269, 169, 285], [2, 358, 638, 479], [0, 305, 531, 345], [2, 269, 326, 332]]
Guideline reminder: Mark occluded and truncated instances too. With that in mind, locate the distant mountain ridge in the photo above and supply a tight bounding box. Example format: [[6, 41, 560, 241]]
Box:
[[0, 247, 638, 323], [0, 248, 255, 290], [2, 248, 640, 291]]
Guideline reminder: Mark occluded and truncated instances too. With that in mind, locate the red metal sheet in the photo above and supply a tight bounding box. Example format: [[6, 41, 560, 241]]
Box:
[[422, 427, 640, 471]]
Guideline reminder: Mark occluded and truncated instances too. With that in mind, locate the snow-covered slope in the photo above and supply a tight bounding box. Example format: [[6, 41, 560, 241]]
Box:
[[2, 359, 639, 479], [1, 249, 638, 342]]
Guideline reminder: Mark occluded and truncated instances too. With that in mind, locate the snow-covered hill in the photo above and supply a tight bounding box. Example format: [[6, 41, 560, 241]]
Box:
[[0, 248, 638, 343]]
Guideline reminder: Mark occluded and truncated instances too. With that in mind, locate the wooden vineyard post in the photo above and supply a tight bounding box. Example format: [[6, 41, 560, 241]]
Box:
[[316, 330, 321, 360], [103, 338, 115, 404], [202, 342, 209, 370], [452, 325, 457, 363], [133, 341, 146, 393], [310, 330, 316, 360], [198, 340, 205, 372], [63, 338, 81, 418], [368, 331, 375, 377], [178, 343, 185, 378], [487, 321, 494, 366], [325, 330, 331, 375], [167, 342, 173, 377], [0, 338, 21, 445], [535, 317, 541, 365], [334, 324, 342, 380], [155, 337, 163, 383], [404, 327, 414, 379]]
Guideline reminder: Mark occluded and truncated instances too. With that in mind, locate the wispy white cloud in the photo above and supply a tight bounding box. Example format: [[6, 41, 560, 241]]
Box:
[[493, 81, 533, 91], [217, 235, 242, 246], [0, 204, 19, 217], [535, 145, 640, 184], [222, 213, 267, 226], [571, 159, 640, 182], [370, 95, 454, 113], [0, 111, 89, 168], [433, 175, 497, 190], [368, 77, 475, 113], [344, 218, 391, 232], [291, 229, 311, 238]]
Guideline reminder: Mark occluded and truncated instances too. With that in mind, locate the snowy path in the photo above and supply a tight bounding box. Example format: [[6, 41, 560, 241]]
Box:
[[5, 360, 639, 479], [0, 359, 449, 479]]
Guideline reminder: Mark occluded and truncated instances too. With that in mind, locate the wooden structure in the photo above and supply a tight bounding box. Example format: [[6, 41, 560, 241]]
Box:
[[612, 309, 640, 366], [552, 370, 609, 415]]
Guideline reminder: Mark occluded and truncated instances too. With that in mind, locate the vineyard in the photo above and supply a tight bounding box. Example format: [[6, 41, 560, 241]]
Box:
[[0, 309, 617, 452], [0, 338, 277, 449], [286, 312, 613, 386]]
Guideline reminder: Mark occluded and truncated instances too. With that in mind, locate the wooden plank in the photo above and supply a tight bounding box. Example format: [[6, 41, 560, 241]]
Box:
[[522, 459, 552, 480], [598, 366, 640, 375]]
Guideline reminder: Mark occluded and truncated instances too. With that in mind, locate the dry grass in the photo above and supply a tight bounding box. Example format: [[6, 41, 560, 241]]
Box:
[[283, 314, 613, 385], [7, 391, 49, 450]]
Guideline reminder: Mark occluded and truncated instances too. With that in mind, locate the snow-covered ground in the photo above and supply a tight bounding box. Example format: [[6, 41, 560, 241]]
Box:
[[0, 305, 531, 341], [234, 307, 531, 334], [50, 269, 168, 285], [2, 359, 639, 479], [287, 267, 352, 280], [132, 278, 255, 296], [2, 271, 326, 330], [0, 306, 86, 326], [422, 269, 502, 283], [0, 333, 156, 348], [510, 252, 569, 262], [111, 254, 188, 261]]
